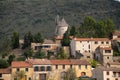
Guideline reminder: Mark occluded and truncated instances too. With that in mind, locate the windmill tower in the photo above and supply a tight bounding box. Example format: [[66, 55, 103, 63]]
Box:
[[55, 15, 69, 37]]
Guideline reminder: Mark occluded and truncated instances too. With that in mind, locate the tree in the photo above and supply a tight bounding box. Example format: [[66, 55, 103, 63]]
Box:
[[34, 50, 46, 59], [14, 70, 25, 80], [70, 26, 76, 36], [61, 30, 70, 46], [56, 48, 68, 59], [34, 32, 44, 43], [22, 49, 33, 59], [0, 59, 9, 68], [11, 31, 19, 49], [62, 68, 76, 80], [90, 60, 98, 68], [8, 54, 15, 64], [23, 31, 33, 49]]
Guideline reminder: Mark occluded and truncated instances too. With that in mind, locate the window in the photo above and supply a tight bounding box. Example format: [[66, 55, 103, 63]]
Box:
[[101, 42, 104, 44], [63, 65, 65, 69], [70, 65, 72, 69], [88, 45, 90, 49], [95, 41, 98, 44], [25, 68, 28, 72], [46, 66, 51, 71], [0, 74, 2, 77], [40, 66, 45, 71], [119, 72, 120, 77], [113, 72, 116, 77], [56, 65, 58, 69], [87, 41, 89, 43], [85, 65, 87, 69], [17, 68, 19, 72], [87, 56, 90, 58], [105, 50, 111, 53], [79, 65, 81, 69], [107, 57, 109, 59], [106, 42, 109, 44], [107, 78, 110, 80], [106, 72, 109, 75], [29, 77, 31, 80], [115, 78, 118, 80], [34, 66, 39, 71], [14, 78, 17, 80]]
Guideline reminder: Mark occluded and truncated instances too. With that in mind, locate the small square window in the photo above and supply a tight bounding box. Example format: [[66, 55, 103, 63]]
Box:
[[107, 57, 109, 59], [85, 65, 87, 69], [87, 56, 90, 58], [106, 72, 109, 75], [56, 65, 58, 69], [29, 77, 31, 80], [17, 68, 19, 72], [79, 65, 81, 69], [101, 42, 104, 44], [63, 65, 65, 69], [95, 41, 98, 44], [106, 42, 109, 44], [25, 68, 28, 72], [107, 78, 110, 80], [70, 65, 72, 69]]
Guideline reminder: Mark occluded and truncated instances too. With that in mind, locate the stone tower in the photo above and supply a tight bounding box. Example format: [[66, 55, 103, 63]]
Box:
[[55, 15, 69, 36]]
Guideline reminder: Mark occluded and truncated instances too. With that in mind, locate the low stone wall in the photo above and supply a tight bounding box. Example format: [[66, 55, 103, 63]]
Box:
[[113, 56, 120, 62]]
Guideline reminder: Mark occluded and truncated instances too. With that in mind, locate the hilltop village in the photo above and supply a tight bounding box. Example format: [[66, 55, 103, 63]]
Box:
[[0, 16, 120, 80]]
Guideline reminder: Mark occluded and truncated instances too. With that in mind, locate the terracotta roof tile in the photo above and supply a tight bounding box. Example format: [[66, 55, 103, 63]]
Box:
[[113, 31, 120, 36], [0, 68, 11, 74], [50, 59, 90, 65], [74, 38, 110, 41], [101, 47, 112, 50], [43, 39, 55, 44], [12, 61, 32, 68], [27, 59, 52, 65]]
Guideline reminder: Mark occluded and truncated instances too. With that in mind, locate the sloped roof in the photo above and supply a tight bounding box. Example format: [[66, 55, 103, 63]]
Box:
[[96, 67, 120, 72], [0, 68, 11, 74], [57, 18, 69, 27], [27, 59, 52, 65], [100, 47, 112, 50], [43, 39, 55, 44], [113, 31, 120, 36], [108, 62, 120, 65], [12, 61, 32, 68], [50, 59, 90, 65], [74, 38, 110, 41]]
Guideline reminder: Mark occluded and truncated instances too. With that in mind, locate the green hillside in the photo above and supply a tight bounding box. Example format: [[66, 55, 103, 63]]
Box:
[[0, 0, 120, 39]]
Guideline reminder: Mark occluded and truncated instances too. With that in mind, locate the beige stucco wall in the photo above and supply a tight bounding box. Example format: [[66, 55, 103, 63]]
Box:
[[12, 68, 33, 80], [0, 74, 11, 80]]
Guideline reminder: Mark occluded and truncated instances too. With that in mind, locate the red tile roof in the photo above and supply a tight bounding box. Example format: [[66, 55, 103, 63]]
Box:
[[27, 59, 52, 65], [50, 59, 90, 65], [12, 61, 32, 68], [26, 59, 90, 65], [101, 47, 112, 50], [0, 68, 11, 74], [74, 38, 110, 41], [113, 31, 120, 36]]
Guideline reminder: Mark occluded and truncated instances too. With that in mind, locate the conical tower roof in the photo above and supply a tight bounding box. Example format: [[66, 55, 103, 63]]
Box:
[[57, 18, 69, 27]]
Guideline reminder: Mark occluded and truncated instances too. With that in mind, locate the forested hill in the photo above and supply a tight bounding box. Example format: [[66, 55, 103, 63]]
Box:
[[0, 0, 120, 38]]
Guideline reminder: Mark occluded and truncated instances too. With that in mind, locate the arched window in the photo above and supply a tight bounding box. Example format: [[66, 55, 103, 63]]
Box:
[[81, 72, 86, 76], [34, 66, 39, 71], [40, 66, 45, 71]]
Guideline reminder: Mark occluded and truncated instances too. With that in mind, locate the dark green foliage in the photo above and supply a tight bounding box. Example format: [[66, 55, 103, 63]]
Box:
[[90, 60, 98, 68], [11, 31, 19, 49], [61, 30, 70, 46], [0, 59, 9, 68], [1, 52, 8, 58], [34, 32, 44, 43], [34, 50, 46, 59], [70, 26, 76, 36], [8, 54, 15, 64], [22, 49, 33, 59], [75, 17, 115, 38], [23, 31, 33, 49], [0, 0, 119, 40], [56, 48, 68, 59]]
